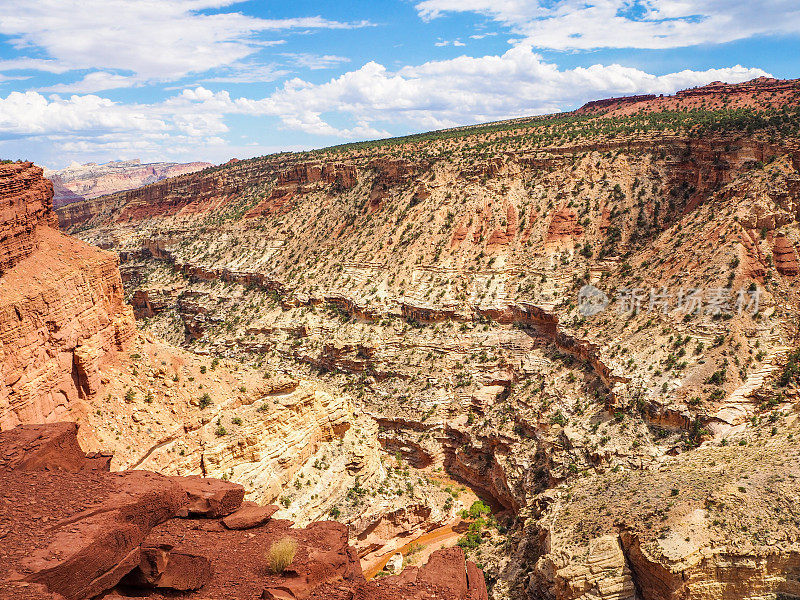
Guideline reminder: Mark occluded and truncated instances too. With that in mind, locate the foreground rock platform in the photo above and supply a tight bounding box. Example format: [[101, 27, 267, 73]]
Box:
[[0, 423, 487, 600]]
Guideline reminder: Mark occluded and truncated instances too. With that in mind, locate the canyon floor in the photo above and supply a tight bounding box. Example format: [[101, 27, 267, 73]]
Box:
[[3, 76, 800, 599]]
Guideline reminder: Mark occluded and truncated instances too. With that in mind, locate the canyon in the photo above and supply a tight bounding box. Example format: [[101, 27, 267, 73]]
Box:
[[3, 77, 800, 599]]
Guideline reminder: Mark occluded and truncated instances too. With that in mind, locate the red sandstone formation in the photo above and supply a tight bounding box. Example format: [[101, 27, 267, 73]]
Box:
[[0, 162, 57, 275], [578, 94, 658, 113], [245, 161, 358, 218], [368, 158, 416, 211], [451, 222, 470, 247], [577, 77, 800, 117], [773, 233, 799, 276], [0, 163, 135, 430], [0, 423, 488, 600], [545, 207, 583, 248]]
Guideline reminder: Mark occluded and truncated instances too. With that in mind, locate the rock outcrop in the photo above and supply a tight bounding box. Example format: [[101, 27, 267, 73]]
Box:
[[0, 162, 57, 274], [0, 422, 488, 600], [0, 163, 135, 430]]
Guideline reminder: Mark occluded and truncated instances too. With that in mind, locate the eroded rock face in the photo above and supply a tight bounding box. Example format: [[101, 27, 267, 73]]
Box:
[[0, 162, 57, 275], [0, 165, 135, 430], [524, 425, 800, 600], [545, 207, 583, 250]]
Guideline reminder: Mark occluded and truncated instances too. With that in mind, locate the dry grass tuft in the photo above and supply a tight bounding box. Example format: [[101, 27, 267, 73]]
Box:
[[267, 537, 298, 574]]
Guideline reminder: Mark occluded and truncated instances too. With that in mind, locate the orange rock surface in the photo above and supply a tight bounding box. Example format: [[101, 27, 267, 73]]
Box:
[[0, 163, 135, 430], [0, 162, 57, 275]]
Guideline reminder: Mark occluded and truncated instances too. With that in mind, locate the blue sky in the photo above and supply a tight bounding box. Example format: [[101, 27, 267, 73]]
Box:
[[0, 0, 798, 169]]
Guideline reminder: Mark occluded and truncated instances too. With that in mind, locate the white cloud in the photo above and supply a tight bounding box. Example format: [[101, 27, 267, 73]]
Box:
[[0, 1, 373, 82], [0, 58, 72, 73], [0, 91, 166, 135], [39, 71, 138, 93], [415, 0, 800, 50], [0, 46, 770, 167], [435, 40, 467, 47], [281, 53, 352, 70], [243, 45, 768, 132]]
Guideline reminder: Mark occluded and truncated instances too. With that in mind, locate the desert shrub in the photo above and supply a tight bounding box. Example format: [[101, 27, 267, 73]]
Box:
[[779, 348, 800, 387], [266, 537, 297, 574]]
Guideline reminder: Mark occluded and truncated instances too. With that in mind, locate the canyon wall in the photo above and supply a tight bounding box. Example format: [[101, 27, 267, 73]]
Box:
[[56, 157, 360, 230], [0, 163, 135, 430], [0, 162, 58, 274]]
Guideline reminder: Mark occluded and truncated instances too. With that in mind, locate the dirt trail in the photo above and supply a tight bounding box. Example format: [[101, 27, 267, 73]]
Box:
[[363, 521, 466, 579]]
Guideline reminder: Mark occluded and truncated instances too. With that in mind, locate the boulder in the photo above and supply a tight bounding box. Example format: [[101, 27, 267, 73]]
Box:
[[22, 470, 187, 600], [416, 547, 489, 599], [222, 501, 279, 530], [0, 422, 108, 473], [173, 475, 245, 517], [122, 544, 212, 591]]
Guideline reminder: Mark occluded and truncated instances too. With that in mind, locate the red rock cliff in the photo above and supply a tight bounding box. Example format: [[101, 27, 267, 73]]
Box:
[[0, 162, 58, 275], [0, 163, 135, 430]]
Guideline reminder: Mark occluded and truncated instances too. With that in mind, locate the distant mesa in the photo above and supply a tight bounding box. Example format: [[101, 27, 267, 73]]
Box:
[[44, 158, 213, 207], [576, 76, 800, 116]]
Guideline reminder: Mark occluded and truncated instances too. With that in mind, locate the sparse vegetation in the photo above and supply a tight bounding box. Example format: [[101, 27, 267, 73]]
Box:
[[266, 537, 297, 574]]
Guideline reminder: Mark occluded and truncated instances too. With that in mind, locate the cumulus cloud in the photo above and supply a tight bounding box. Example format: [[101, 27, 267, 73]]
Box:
[[0, 46, 770, 165], [247, 46, 769, 131], [0, 0, 373, 82], [415, 0, 800, 50], [0, 91, 166, 135]]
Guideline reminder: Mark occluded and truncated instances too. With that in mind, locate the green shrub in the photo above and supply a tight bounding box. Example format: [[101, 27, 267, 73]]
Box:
[[778, 348, 800, 387]]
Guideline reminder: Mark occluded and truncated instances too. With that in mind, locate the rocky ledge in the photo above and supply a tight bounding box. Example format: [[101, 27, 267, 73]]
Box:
[[0, 422, 488, 600]]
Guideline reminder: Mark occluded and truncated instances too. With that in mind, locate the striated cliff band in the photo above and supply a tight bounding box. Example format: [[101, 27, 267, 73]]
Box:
[[45, 159, 212, 207]]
